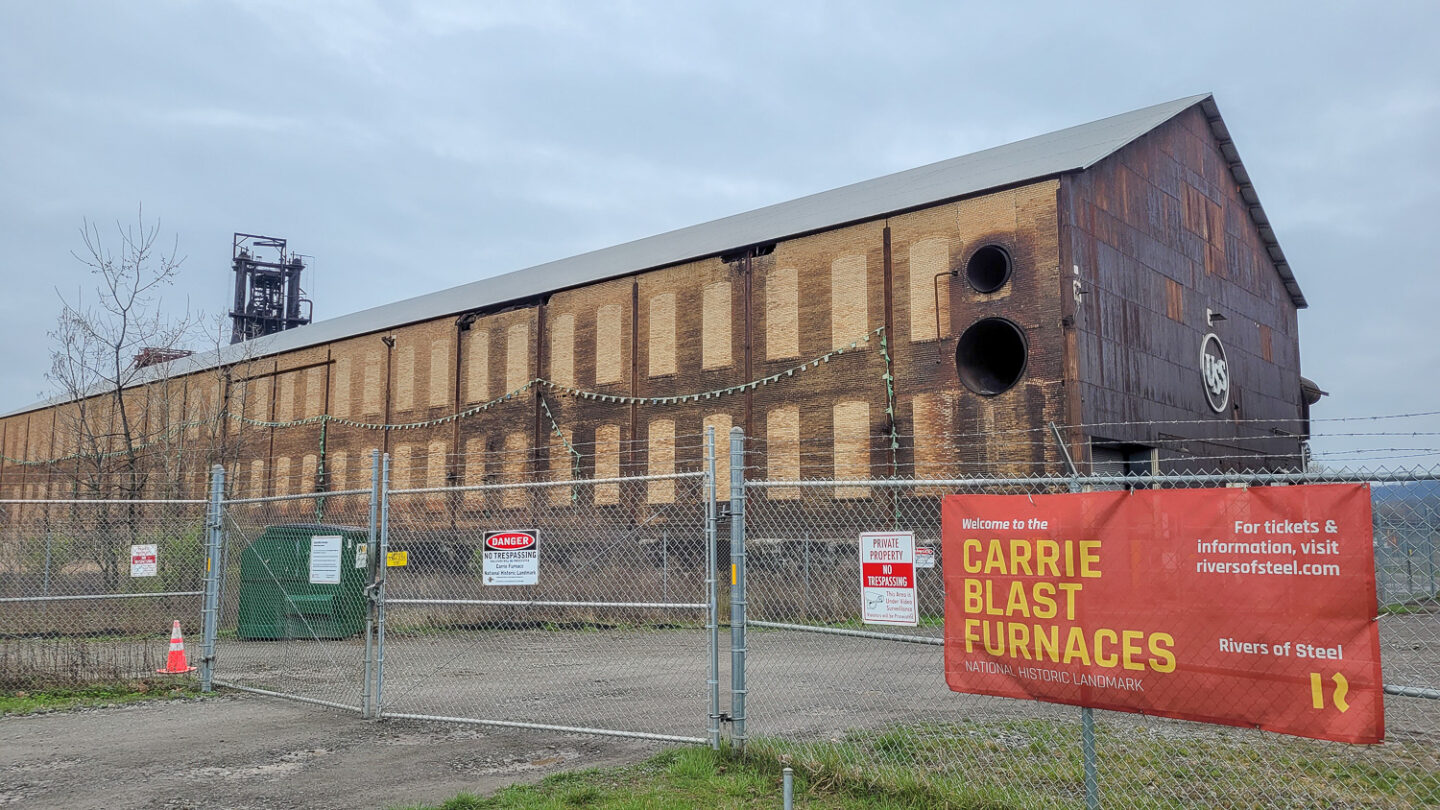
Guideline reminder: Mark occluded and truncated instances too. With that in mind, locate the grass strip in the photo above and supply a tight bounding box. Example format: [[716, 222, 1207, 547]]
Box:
[[0, 678, 202, 715], [394, 719, 1440, 809]]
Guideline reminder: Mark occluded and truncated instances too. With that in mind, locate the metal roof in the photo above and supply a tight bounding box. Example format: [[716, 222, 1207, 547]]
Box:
[[6, 92, 1303, 418]]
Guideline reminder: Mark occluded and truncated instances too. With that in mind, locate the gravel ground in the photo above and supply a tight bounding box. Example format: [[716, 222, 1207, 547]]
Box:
[[3, 612, 1435, 809], [0, 696, 659, 810]]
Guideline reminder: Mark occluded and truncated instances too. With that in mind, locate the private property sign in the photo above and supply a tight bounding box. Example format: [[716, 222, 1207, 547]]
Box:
[[941, 484, 1384, 743], [129, 544, 157, 578], [483, 530, 539, 586], [860, 531, 918, 626]]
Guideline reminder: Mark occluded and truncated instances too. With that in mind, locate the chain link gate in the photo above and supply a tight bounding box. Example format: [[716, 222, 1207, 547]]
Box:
[[209, 456, 381, 712], [374, 431, 722, 744], [728, 424, 1440, 809]]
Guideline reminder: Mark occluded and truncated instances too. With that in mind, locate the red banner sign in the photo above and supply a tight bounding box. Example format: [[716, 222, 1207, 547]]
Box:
[[942, 484, 1384, 743]]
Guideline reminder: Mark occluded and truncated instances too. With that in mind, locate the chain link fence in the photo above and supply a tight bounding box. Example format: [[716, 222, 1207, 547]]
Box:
[[210, 482, 378, 712], [737, 443, 1440, 809], [5, 430, 1437, 808], [0, 496, 208, 687], [379, 466, 718, 743]]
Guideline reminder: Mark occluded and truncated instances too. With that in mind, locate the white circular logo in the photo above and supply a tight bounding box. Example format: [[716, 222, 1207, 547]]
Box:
[[1201, 333, 1230, 413]]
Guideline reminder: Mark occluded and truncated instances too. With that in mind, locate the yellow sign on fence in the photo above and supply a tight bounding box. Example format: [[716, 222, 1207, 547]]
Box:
[[386, 550, 408, 567]]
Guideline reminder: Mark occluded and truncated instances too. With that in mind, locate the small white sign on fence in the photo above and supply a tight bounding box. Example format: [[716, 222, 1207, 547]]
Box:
[[483, 530, 539, 586], [859, 531, 918, 626], [309, 535, 343, 585], [129, 544, 157, 578]]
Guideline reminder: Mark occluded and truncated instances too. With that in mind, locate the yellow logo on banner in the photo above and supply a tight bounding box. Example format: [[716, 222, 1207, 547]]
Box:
[[386, 550, 408, 567]]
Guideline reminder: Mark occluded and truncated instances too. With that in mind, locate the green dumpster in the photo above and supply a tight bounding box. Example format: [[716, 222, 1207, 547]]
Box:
[[237, 524, 370, 640]]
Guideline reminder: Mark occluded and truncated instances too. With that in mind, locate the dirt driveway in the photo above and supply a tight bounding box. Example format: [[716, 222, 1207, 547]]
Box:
[[0, 696, 657, 810]]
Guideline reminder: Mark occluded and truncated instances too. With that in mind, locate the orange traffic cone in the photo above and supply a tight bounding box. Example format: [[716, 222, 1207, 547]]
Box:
[[156, 619, 197, 674]]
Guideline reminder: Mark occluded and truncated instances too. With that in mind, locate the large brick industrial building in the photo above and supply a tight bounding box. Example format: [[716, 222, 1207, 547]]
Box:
[[0, 93, 1316, 506]]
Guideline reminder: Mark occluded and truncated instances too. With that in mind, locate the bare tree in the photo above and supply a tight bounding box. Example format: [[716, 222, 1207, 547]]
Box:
[[44, 210, 197, 586], [47, 208, 192, 501]]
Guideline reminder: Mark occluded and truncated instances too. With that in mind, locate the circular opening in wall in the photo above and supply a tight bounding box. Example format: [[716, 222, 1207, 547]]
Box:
[[965, 244, 1012, 293], [955, 317, 1028, 396]]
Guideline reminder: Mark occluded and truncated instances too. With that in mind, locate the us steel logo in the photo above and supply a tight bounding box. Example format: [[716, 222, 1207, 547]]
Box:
[[1201, 333, 1230, 413], [485, 531, 537, 551]]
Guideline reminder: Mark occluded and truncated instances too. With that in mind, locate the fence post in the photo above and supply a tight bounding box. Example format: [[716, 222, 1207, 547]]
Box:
[[364, 449, 380, 719], [200, 464, 225, 693], [376, 452, 391, 718], [729, 426, 747, 750], [705, 426, 721, 750], [1052, 422, 1099, 810]]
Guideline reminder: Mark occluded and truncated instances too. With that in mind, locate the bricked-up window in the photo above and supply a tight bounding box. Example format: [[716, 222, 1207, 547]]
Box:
[[465, 330, 489, 403], [703, 413, 732, 501], [302, 454, 318, 495], [551, 312, 575, 387], [831, 254, 868, 349], [426, 439, 448, 506], [392, 444, 411, 489], [277, 373, 296, 422], [594, 424, 621, 505], [506, 323, 530, 395], [766, 405, 800, 500], [330, 451, 347, 491], [502, 432, 527, 509], [429, 338, 451, 408], [249, 459, 265, 498], [1260, 324, 1274, 363], [463, 436, 486, 505], [1166, 278, 1184, 322], [909, 237, 949, 342], [549, 429, 574, 506], [306, 366, 325, 417], [647, 418, 676, 504], [595, 304, 623, 385], [395, 344, 415, 411], [275, 456, 292, 497], [833, 400, 871, 499], [910, 391, 954, 492], [648, 293, 677, 377], [363, 352, 381, 414], [332, 356, 351, 417], [250, 377, 272, 421], [767, 266, 799, 360], [702, 281, 732, 369], [426, 440, 448, 488]]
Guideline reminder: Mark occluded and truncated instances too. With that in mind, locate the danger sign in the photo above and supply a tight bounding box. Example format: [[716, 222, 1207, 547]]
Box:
[[859, 531, 917, 626], [942, 484, 1383, 743], [483, 530, 539, 586], [129, 544, 157, 578]]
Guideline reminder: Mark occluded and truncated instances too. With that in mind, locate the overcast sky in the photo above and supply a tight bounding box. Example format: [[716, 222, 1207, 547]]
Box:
[[1, 1, 1436, 465]]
